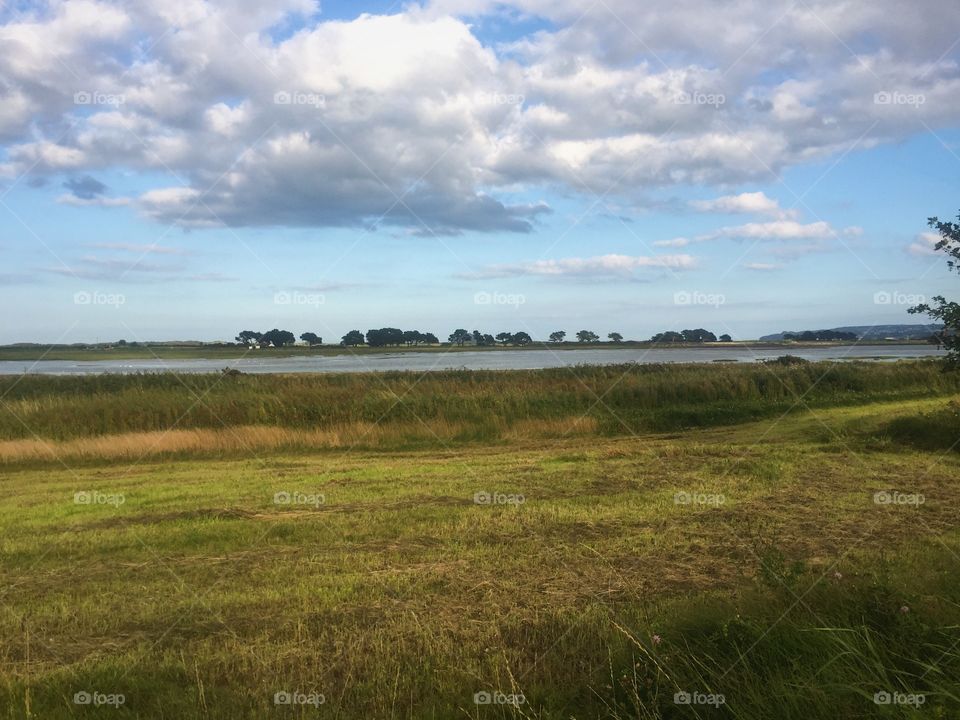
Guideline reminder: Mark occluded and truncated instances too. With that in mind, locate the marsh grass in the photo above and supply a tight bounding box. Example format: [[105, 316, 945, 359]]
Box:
[[2, 361, 958, 445]]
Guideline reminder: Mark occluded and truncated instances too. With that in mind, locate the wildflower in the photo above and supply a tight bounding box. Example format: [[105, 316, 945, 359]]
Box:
[[652, 634, 662, 646]]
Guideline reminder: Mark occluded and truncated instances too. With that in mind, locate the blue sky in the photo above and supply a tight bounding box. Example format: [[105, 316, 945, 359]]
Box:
[[1, 0, 959, 343]]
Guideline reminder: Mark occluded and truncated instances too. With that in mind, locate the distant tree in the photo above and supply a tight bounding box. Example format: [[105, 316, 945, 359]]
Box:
[[549, 331, 566, 343], [261, 329, 296, 347], [341, 330, 365, 346], [681, 328, 717, 343], [449, 328, 471, 346], [651, 331, 685, 343], [471, 331, 498, 347], [236, 330, 262, 346], [607, 332, 623, 343], [300, 332, 322, 346], [422, 332, 440, 345], [719, 333, 732, 342], [576, 330, 600, 343], [495, 332, 513, 345], [117, 339, 127, 346], [910, 213, 960, 367], [511, 331, 532, 345], [402, 330, 421, 346], [366, 328, 404, 347]]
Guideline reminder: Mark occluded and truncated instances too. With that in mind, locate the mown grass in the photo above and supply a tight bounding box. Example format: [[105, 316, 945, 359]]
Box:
[[1, 365, 959, 718]]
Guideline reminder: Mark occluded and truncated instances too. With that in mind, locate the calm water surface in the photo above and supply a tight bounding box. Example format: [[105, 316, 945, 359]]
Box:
[[0, 345, 944, 376]]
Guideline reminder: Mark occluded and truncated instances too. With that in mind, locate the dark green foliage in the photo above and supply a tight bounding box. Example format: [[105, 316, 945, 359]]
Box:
[[763, 354, 809, 366], [260, 328, 296, 347], [910, 213, 960, 367], [341, 330, 365, 346], [885, 400, 960, 451], [784, 329, 858, 341], [448, 328, 471, 346]]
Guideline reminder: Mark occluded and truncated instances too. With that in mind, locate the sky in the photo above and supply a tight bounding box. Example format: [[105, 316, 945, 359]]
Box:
[[1, 0, 960, 344]]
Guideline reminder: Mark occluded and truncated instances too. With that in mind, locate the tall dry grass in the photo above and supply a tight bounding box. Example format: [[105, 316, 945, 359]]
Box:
[[0, 361, 956, 448], [0, 416, 599, 463]]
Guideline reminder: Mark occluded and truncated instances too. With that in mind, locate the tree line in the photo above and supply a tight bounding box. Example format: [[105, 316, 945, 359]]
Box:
[[649, 329, 732, 343], [235, 328, 641, 347], [783, 330, 857, 341]]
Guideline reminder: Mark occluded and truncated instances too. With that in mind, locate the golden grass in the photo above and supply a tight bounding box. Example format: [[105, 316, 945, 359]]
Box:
[[0, 415, 600, 463]]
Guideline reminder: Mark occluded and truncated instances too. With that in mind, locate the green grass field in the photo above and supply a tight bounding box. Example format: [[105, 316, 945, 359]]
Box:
[[2, 362, 959, 718]]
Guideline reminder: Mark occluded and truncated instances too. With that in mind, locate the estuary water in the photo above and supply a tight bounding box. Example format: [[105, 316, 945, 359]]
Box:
[[0, 344, 944, 376]]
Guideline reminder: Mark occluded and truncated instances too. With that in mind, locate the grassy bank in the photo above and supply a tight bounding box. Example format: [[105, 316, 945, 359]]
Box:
[[1, 363, 959, 718]]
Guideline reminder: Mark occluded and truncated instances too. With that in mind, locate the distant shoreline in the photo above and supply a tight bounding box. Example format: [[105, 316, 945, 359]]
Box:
[[0, 339, 938, 362]]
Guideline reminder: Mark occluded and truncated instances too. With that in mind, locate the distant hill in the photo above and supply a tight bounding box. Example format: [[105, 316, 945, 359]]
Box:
[[759, 324, 941, 341]]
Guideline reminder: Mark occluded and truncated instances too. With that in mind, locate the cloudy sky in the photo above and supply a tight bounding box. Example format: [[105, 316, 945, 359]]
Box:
[[2, 0, 959, 343]]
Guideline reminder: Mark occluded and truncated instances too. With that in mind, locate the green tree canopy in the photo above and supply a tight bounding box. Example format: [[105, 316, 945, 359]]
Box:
[[261, 329, 296, 347], [236, 330, 262, 345], [341, 330, 365, 346], [910, 213, 960, 367], [448, 329, 471, 346]]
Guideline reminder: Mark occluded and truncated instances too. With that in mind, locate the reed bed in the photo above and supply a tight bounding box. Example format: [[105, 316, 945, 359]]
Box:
[[1, 361, 956, 443]]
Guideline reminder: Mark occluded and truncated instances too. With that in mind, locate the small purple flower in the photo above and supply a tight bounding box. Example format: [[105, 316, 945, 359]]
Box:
[[652, 634, 662, 646], [900, 605, 910, 614]]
